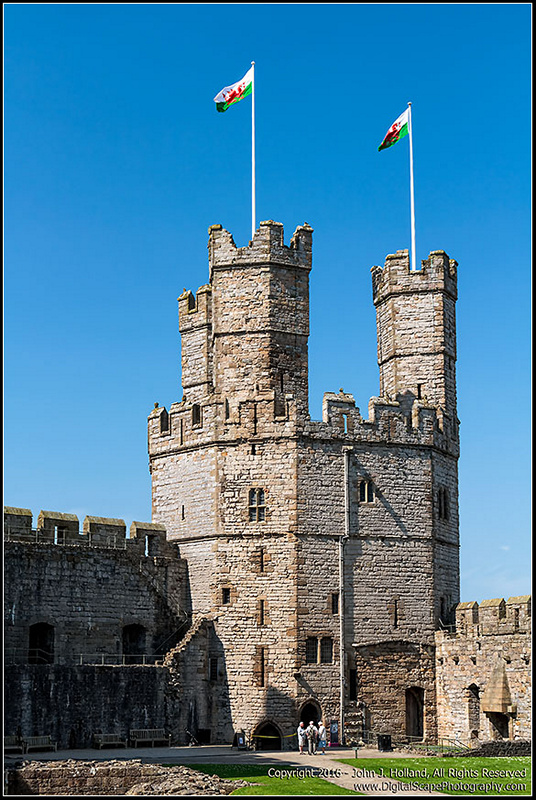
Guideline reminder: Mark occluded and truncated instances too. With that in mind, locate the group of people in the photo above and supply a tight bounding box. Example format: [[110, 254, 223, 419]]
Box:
[[297, 719, 327, 755]]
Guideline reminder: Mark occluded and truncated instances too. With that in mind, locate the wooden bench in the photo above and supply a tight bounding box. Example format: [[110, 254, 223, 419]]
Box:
[[4, 736, 24, 754], [129, 729, 171, 748], [22, 735, 57, 754], [93, 733, 127, 749]]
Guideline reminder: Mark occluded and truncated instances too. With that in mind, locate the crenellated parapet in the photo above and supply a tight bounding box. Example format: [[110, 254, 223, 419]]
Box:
[[453, 596, 531, 637], [178, 284, 212, 333], [313, 388, 457, 454], [3, 507, 177, 558], [208, 220, 313, 274], [372, 249, 458, 306]]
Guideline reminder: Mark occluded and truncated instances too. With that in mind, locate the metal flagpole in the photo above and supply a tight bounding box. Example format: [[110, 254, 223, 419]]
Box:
[[408, 102, 417, 271], [251, 61, 256, 240]]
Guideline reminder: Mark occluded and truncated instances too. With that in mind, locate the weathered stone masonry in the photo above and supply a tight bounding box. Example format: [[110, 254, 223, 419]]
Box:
[[147, 221, 464, 746], [4, 219, 531, 750]]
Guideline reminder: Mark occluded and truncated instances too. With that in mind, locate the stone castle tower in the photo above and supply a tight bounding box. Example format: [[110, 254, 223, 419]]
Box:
[[148, 220, 460, 745]]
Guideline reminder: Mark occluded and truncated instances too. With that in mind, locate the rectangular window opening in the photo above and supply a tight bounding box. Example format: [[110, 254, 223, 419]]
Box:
[[331, 593, 339, 615], [259, 647, 266, 687], [320, 637, 333, 664], [222, 587, 231, 605], [209, 657, 218, 682], [306, 637, 318, 664], [349, 669, 357, 701]]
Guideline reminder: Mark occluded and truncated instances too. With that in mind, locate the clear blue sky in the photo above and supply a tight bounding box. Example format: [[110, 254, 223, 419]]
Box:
[[4, 4, 531, 603]]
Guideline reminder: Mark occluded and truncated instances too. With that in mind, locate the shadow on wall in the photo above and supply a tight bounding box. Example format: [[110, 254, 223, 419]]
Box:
[[165, 619, 234, 746]]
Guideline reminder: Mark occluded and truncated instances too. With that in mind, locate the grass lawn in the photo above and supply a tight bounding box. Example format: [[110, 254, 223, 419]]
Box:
[[338, 756, 531, 796], [184, 763, 361, 795]]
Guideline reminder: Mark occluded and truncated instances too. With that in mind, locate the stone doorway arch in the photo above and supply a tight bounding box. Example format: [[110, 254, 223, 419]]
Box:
[[300, 701, 322, 726], [251, 720, 282, 750]]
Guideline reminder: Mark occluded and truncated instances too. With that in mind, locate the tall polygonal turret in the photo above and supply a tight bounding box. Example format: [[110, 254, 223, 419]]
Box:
[[207, 220, 312, 418], [372, 249, 458, 440]]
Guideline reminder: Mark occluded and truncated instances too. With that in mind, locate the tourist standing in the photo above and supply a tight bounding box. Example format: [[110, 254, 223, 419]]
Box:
[[317, 720, 327, 754], [306, 720, 318, 755], [297, 721, 307, 754]]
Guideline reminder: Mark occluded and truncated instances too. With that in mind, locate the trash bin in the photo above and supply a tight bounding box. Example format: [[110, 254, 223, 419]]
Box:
[[377, 734, 392, 751]]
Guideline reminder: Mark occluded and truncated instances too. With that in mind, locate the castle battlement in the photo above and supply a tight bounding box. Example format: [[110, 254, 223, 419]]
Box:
[[178, 284, 212, 332], [453, 596, 531, 637], [4, 506, 176, 558], [208, 220, 313, 273], [315, 389, 457, 453], [372, 249, 458, 305]]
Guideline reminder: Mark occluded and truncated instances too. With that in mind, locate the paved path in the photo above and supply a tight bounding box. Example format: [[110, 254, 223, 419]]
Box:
[[4, 744, 443, 795]]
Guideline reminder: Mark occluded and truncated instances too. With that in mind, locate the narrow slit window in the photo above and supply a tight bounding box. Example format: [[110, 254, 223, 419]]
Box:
[[331, 593, 339, 615], [160, 409, 169, 433], [438, 487, 449, 520], [259, 647, 266, 687], [259, 599, 265, 626], [209, 657, 218, 682], [222, 587, 231, 605], [192, 404, 202, 427]]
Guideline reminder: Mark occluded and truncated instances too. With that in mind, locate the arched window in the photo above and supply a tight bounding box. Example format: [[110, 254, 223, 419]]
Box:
[[160, 409, 169, 433], [359, 480, 375, 503], [28, 622, 54, 664]]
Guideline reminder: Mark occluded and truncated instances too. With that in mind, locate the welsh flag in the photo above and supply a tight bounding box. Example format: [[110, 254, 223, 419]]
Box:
[[214, 67, 254, 113], [378, 109, 409, 151]]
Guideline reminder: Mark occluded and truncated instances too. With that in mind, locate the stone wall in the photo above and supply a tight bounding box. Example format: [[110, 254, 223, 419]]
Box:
[[3, 665, 172, 749], [4, 533, 188, 664], [353, 641, 437, 743], [435, 597, 531, 744], [6, 760, 245, 796], [3, 508, 191, 748]]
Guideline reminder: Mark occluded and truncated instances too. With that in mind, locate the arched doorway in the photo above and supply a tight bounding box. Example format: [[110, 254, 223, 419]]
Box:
[[300, 701, 321, 726], [405, 686, 424, 740], [251, 721, 282, 751]]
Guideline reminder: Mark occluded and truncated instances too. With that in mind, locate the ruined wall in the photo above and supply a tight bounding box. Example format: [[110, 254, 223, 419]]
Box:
[[6, 760, 244, 796], [435, 597, 531, 744]]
